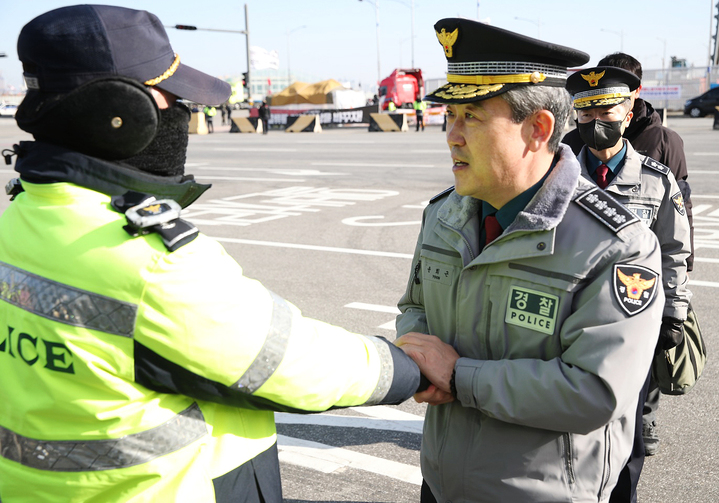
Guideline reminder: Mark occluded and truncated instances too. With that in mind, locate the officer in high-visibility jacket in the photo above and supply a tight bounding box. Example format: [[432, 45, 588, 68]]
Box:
[[0, 6, 423, 503]]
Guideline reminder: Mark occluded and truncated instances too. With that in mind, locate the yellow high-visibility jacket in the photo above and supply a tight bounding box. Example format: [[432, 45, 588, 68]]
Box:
[[0, 142, 420, 503]]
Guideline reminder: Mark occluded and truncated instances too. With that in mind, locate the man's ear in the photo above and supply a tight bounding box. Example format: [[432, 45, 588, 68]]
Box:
[[523, 109, 555, 153]]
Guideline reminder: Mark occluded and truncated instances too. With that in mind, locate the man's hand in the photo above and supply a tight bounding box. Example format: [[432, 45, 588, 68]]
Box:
[[395, 332, 460, 396], [659, 317, 684, 350], [413, 384, 455, 406]]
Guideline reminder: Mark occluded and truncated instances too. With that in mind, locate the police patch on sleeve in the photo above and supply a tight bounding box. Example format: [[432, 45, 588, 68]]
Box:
[[613, 264, 659, 316], [671, 191, 686, 216], [505, 286, 559, 335]]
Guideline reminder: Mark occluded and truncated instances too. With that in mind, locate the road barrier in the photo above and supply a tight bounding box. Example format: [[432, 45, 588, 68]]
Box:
[[189, 112, 208, 135], [368, 113, 408, 132], [286, 115, 322, 133], [230, 117, 263, 133], [714, 106, 719, 131]]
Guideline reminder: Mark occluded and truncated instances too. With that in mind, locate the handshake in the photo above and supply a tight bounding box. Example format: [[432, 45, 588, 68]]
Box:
[[395, 332, 459, 406]]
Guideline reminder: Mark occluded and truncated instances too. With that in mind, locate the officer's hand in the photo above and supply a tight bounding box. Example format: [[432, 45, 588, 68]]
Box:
[[659, 317, 684, 350], [395, 332, 459, 394], [414, 384, 455, 406]]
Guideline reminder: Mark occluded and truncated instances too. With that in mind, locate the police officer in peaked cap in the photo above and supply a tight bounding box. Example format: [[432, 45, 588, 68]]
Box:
[[567, 65, 692, 503], [395, 18, 666, 503]]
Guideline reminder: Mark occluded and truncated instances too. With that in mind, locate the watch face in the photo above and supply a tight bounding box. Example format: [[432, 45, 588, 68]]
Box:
[[137, 203, 172, 217]]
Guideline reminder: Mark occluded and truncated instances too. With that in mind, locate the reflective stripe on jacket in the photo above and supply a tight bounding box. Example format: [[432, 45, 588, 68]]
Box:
[[396, 145, 664, 503]]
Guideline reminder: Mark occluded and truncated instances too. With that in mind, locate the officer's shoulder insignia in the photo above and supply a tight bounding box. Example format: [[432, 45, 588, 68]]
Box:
[[671, 191, 686, 216], [575, 187, 639, 233], [111, 191, 199, 252], [613, 264, 659, 316], [430, 186, 454, 204], [641, 156, 670, 176]]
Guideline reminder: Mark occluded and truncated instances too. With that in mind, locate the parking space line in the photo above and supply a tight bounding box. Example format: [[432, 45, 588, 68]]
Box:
[[211, 237, 414, 259], [277, 434, 422, 486]]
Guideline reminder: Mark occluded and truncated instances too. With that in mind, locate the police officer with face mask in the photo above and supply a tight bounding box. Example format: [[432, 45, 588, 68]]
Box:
[[0, 6, 422, 502], [567, 66, 692, 503]]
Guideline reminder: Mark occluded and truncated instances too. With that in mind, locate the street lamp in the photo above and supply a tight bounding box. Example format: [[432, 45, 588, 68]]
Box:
[[167, 4, 251, 99], [600, 28, 624, 51], [287, 25, 306, 84], [359, 0, 381, 88], [514, 16, 540, 38]]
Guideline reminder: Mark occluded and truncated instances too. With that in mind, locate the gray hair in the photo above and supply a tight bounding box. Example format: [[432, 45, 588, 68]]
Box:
[[500, 86, 572, 153]]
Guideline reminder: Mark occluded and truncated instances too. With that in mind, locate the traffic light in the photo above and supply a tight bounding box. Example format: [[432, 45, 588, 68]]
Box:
[[175, 25, 197, 30], [242, 72, 249, 88]]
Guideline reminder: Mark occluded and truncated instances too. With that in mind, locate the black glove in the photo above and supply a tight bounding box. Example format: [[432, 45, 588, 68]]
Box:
[[659, 317, 685, 350]]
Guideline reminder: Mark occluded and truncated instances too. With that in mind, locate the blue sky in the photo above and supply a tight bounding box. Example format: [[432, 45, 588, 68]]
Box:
[[0, 0, 714, 92]]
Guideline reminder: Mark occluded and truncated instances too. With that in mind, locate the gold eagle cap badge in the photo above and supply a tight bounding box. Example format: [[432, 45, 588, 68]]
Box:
[[436, 28, 459, 58], [581, 70, 606, 87]]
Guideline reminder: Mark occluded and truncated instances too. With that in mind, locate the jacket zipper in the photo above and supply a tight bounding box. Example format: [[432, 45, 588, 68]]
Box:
[[410, 260, 422, 305], [562, 432, 575, 486]]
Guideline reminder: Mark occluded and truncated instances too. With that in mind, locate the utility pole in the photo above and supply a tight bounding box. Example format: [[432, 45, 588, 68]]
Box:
[[244, 4, 251, 100], [168, 3, 251, 100]]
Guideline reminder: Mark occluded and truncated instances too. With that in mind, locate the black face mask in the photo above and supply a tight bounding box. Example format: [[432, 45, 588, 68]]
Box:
[[577, 117, 625, 151], [123, 102, 191, 177]]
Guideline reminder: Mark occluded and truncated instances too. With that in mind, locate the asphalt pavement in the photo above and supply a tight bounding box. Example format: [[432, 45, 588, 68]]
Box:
[[0, 114, 717, 502]]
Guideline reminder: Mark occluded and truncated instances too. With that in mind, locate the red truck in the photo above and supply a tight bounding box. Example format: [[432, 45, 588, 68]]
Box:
[[378, 68, 424, 110]]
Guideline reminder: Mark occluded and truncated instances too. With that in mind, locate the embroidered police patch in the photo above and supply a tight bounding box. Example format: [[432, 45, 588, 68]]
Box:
[[505, 286, 559, 335], [575, 187, 638, 233], [613, 264, 659, 316], [671, 191, 686, 216]]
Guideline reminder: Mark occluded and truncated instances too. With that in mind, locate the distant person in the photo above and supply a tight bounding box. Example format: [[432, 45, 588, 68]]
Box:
[[203, 104, 216, 133], [413, 94, 427, 131], [220, 103, 227, 125], [259, 101, 271, 134], [0, 5, 424, 502], [387, 99, 397, 112]]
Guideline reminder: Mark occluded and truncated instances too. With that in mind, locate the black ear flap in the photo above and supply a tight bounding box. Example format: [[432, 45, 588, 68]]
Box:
[[17, 77, 160, 160]]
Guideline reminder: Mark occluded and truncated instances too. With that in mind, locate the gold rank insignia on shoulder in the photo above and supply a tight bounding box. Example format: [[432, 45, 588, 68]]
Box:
[[436, 28, 459, 58], [613, 264, 659, 316], [581, 70, 605, 87], [672, 191, 686, 216]]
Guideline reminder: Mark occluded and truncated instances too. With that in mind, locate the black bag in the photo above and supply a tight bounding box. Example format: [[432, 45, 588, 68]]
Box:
[[652, 304, 707, 395]]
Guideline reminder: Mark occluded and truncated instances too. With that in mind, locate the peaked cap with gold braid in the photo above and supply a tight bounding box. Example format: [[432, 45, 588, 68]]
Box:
[[566, 65, 640, 110], [426, 18, 589, 104]]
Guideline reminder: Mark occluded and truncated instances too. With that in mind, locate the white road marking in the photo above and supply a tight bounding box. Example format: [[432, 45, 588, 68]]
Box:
[[193, 167, 346, 176], [692, 204, 712, 215], [342, 216, 421, 227], [277, 434, 422, 485], [207, 147, 298, 152], [195, 175, 303, 182], [690, 194, 719, 199], [692, 152, 719, 156], [694, 257, 719, 263], [348, 405, 424, 422], [311, 161, 435, 168], [345, 302, 400, 331], [275, 412, 423, 434], [345, 302, 401, 314], [689, 279, 719, 288], [687, 171, 719, 174], [211, 237, 414, 259]]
